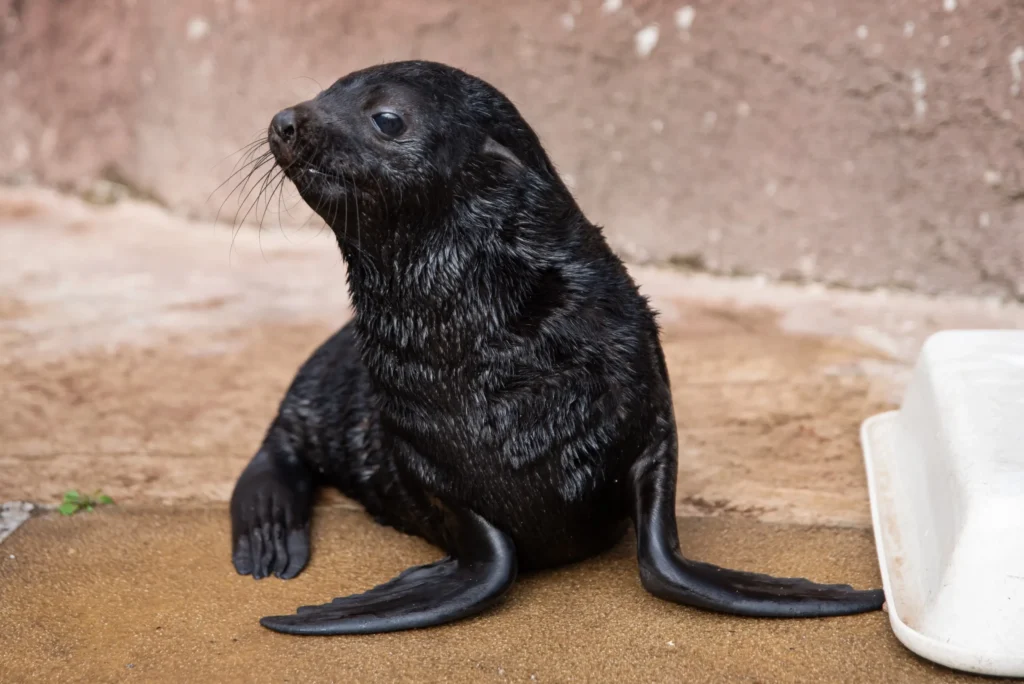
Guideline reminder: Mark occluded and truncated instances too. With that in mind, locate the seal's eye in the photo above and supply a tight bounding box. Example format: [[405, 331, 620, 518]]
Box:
[[371, 112, 406, 138]]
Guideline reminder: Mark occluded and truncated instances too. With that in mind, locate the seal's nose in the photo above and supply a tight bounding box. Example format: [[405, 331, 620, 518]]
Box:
[[271, 108, 297, 144]]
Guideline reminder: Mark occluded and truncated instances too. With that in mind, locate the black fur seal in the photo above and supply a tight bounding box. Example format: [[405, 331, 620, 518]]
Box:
[[229, 60, 883, 635]]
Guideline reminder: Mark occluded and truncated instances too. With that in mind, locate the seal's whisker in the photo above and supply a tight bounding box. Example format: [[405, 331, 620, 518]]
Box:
[[336, 172, 347, 245], [266, 174, 296, 239], [221, 135, 269, 171], [257, 168, 286, 233], [285, 182, 325, 241], [213, 150, 274, 225], [208, 135, 268, 197], [254, 167, 290, 260], [352, 170, 364, 262], [220, 151, 273, 215], [371, 172, 390, 225], [253, 168, 285, 261], [209, 140, 270, 205], [278, 184, 313, 228], [337, 170, 371, 264], [275, 172, 293, 244], [230, 162, 278, 234], [334, 173, 347, 246], [227, 161, 279, 262], [294, 75, 324, 92]]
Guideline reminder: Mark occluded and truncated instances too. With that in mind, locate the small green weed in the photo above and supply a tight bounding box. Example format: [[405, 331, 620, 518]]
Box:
[[58, 490, 115, 516]]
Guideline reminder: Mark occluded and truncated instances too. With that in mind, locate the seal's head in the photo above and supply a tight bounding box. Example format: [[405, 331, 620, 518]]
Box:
[[268, 61, 564, 247]]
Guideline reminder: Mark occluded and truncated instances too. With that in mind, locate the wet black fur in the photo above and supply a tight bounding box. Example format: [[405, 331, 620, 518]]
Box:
[[228, 60, 883, 635]]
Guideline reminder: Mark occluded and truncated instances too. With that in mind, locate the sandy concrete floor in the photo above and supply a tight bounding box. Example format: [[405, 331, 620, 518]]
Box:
[[0, 508, 991, 684], [1, 186, 1022, 682]]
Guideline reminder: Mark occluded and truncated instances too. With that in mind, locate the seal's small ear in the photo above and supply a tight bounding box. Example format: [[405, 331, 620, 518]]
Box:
[[481, 136, 524, 170]]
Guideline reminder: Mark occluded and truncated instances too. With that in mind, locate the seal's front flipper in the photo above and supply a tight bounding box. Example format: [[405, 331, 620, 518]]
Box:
[[259, 505, 517, 635], [230, 437, 314, 581], [630, 436, 885, 618]]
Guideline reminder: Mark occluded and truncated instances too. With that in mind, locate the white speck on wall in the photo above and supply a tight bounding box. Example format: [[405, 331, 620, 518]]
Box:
[[943, 0, 957, 12], [903, 21, 915, 37], [650, 118, 664, 133], [186, 16, 211, 41], [911, 70, 926, 97], [675, 6, 696, 30], [939, 35, 950, 48], [1010, 47, 1024, 96], [910, 69, 927, 118], [984, 169, 1002, 186], [702, 110, 717, 131], [856, 25, 868, 40], [602, 0, 622, 14], [634, 24, 660, 57], [736, 101, 751, 117], [707, 228, 722, 244], [765, 180, 778, 197], [561, 13, 575, 31], [611, 150, 624, 163], [979, 212, 991, 228]]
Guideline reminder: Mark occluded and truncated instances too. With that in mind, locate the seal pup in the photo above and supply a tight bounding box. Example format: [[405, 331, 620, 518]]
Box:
[[229, 60, 884, 634]]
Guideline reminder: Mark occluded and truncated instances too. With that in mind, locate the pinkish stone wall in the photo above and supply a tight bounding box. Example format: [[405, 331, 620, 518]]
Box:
[[1, 0, 1022, 298]]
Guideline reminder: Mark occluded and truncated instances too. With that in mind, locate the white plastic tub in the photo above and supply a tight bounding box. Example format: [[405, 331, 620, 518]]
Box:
[[861, 330, 1024, 677]]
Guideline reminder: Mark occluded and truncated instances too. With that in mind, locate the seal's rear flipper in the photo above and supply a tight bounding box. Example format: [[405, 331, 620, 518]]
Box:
[[258, 506, 517, 635], [630, 439, 885, 618]]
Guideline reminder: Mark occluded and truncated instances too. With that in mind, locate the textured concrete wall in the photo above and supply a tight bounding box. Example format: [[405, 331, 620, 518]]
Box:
[[1, 0, 1022, 298]]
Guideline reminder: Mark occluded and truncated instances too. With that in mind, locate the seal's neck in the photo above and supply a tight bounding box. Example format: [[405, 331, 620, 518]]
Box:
[[339, 187, 583, 381], [343, 218, 509, 368]]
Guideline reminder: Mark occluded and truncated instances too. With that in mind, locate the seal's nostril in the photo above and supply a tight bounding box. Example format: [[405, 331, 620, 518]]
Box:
[[271, 108, 297, 143]]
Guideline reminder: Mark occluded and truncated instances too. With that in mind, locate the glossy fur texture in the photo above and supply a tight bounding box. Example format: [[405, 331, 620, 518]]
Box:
[[229, 60, 884, 634]]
